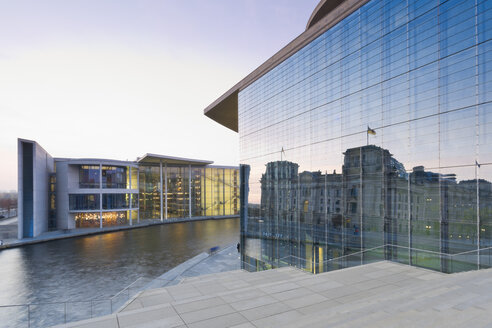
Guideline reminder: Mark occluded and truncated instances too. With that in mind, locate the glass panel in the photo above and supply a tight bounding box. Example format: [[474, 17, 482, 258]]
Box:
[[167, 166, 189, 218], [75, 212, 130, 228], [102, 194, 130, 209], [237, 0, 490, 274], [102, 166, 127, 189], [69, 194, 99, 211], [138, 165, 160, 220], [79, 165, 100, 189], [131, 167, 139, 189]]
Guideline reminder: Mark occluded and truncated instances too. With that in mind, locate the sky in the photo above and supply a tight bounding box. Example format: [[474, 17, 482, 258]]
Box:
[[0, 0, 319, 191]]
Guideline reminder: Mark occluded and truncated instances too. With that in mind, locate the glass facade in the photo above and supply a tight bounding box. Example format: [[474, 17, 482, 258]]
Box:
[[75, 211, 129, 228], [139, 165, 161, 220], [138, 164, 239, 220], [69, 194, 100, 211], [102, 166, 127, 189], [102, 193, 130, 209], [167, 166, 190, 218], [202, 167, 239, 217], [79, 165, 99, 188], [239, 0, 492, 274]]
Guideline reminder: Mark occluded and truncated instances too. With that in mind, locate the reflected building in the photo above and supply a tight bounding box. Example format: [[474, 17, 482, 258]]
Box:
[[204, 0, 492, 273], [244, 146, 492, 273], [17, 139, 239, 239]]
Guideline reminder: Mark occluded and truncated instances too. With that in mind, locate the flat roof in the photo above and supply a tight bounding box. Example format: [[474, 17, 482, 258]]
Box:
[[137, 153, 214, 166], [54, 158, 138, 166], [203, 0, 368, 132]]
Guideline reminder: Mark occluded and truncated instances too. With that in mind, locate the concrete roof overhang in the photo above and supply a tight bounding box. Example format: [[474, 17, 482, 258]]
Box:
[[54, 158, 138, 167], [203, 0, 368, 133], [306, 0, 347, 30], [137, 153, 213, 166]]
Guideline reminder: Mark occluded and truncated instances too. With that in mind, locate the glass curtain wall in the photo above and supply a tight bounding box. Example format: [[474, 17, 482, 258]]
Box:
[[102, 166, 127, 189], [239, 0, 492, 273], [137, 164, 238, 220], [167, 167, 189, 218], [79, 166, 99, 188], [139, 165, 161, 220], [191, 168, 204, 217]]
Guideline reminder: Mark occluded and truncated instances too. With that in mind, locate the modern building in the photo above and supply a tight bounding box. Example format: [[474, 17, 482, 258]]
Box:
[[18, 139, 239, 239], [204, 0, 492, 273]]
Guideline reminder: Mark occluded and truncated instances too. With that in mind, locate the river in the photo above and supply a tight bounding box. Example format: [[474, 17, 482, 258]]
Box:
[[0, 218, 239, 327]]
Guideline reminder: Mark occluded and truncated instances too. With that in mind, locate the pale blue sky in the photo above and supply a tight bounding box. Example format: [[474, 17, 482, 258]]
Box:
[[0, 0, 319, 191]]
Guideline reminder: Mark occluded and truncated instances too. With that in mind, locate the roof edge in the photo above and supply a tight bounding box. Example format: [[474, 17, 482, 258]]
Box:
[[138, 153, 214, 165], [306, 0, 346, 30], [203, 0, 369, 132]]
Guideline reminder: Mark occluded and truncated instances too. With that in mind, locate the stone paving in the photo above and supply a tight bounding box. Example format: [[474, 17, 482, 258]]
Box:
[[53, 260, 492, 328], [142, 244, 241, 290]]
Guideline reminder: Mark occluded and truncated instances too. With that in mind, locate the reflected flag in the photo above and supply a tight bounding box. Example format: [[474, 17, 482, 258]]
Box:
[[476, 160, 481, 168], [367, 126, 376, 135]]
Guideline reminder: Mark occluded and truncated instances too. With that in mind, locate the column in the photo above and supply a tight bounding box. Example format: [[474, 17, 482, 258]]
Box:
[[160, 161, 163, 222], [223, 169, 226, 216], [165, 163, 168, 220], [129, 166, 132, 226], [203, 169, 206, 216], [99, 164, 103, 229], [137, 167, 140, 223], [189, 165, 192, 218]]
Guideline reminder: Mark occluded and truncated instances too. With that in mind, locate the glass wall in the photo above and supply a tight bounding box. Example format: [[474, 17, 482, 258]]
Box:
[[69, 194, 99, 211], [75, 211, 128, 228], [102, 194, 130, 209], [191, 168, 204, 217], [137, 164, 239, 220], [139, 165, 161, 220], [238, 0, 492, 273], [167, 167, 190, 218], [102, 166, 127, 189], [79, 166, 99, 188], [131, 167, 138, 189]]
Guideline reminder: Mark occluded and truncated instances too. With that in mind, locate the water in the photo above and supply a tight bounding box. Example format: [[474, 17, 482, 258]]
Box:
[[0, 218, 239, 327]]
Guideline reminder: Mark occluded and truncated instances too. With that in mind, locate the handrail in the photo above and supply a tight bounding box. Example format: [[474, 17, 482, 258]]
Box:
[[110, 276, 146, 302], [0, 275, 152, 327]]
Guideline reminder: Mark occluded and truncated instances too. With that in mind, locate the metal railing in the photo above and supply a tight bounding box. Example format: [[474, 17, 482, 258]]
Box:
[[0, 276, 152, 328]]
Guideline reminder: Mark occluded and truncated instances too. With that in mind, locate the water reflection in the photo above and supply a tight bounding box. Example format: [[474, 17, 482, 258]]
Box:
[[241, 145, 492, 274], [0, 218, 239, 312]]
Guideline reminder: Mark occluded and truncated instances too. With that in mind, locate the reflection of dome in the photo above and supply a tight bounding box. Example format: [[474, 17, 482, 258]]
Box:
[[306, 0, 346, 30]]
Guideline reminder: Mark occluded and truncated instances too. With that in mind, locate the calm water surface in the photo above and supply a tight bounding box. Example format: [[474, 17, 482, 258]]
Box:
[[0, 218, 239, 308]]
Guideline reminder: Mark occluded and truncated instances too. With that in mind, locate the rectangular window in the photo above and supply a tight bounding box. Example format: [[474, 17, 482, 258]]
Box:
[[79, 166, 100, 188], [102, 166, 127, 189], [102, 194, 130, 209], [69, 194, 100, 210]]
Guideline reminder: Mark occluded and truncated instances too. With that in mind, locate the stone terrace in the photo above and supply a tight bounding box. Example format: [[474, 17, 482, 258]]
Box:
[[54, 262, 492, 328]]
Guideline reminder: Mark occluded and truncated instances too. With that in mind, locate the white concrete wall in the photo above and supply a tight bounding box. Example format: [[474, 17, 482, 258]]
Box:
[[55, 161, 70, 230], [67, 164, 79, 190]]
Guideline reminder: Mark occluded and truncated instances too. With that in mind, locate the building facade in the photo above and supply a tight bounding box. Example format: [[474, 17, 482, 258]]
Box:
[[205, 0, 492, 273], [18, 139, 239, 239]]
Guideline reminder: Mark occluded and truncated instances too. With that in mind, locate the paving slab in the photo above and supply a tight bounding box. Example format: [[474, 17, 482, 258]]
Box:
[[57, 261, 492, 328]]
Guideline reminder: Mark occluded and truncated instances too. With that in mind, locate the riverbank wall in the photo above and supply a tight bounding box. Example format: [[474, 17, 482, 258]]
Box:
[[0, 215, 239, 250]]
